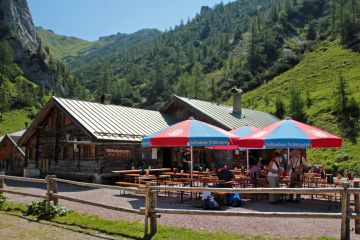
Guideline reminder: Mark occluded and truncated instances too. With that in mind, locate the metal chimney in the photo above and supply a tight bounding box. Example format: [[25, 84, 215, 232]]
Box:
[[231, 88, 244, 115], [100, 94, 111, 105]]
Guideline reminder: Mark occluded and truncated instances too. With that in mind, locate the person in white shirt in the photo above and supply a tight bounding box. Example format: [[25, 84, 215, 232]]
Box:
[[267, 153, 282, 204], [287, 149, 307, 203]]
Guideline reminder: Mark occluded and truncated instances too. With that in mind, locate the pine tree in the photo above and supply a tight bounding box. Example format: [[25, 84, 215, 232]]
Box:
[[333, 73, 360, 141], [0, 40, 13, 88], [275, 98, 286, 119], [99, 62, 113, 96], [210, 78, 216, 102], [192, 62, 203, 99], [307, 20, 317, 40], [0, 88, 9, 118], [288, 83, 307, 122]]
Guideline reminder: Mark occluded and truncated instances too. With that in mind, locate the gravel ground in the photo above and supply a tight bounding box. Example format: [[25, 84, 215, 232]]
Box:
[[3, 180, 360, 239]]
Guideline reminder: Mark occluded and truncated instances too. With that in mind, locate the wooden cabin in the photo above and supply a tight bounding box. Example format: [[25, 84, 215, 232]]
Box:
[[0, 130, 26, 176], [18, 91, 278, 183]]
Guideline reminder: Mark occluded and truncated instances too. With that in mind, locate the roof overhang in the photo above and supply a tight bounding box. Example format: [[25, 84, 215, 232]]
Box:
[[18, 97, 97, 146], [161, 95, 232, 130]]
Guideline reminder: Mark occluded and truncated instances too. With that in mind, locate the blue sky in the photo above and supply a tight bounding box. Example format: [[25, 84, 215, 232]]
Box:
[[28, 0, 232, 41]]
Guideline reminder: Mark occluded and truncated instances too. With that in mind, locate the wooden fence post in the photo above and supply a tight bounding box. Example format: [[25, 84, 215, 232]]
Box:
[[354, 181, 360, 234], [51, 175, 58, 204], [46, 175, 52, 212], [341, 183, 350, 240], [150, 187, 158, 236], [144, 183, 151, 239], [0, 176, 4, 190]]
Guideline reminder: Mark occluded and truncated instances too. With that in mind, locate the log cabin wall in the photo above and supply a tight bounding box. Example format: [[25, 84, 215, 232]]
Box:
[[24, 107, 100, 179], [23, 106, 150, 182]]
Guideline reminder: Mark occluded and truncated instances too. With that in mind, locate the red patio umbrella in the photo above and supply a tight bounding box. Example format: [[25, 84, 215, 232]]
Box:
[[142, 118, 239, 179], [237, 118, 342, 165]]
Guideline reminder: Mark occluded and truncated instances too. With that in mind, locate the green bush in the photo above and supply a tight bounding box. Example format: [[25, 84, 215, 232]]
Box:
[[0, 193, 7, 209], [26, 200, 70, 220]]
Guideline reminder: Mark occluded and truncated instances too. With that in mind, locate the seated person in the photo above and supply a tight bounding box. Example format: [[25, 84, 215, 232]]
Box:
[[217, 165, 235, 188], [250, 160, 262, 179], [217, 165, 234, 181]]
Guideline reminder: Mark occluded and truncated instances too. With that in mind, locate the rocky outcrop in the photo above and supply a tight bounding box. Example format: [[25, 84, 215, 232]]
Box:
[[0, 0, 59, 90]]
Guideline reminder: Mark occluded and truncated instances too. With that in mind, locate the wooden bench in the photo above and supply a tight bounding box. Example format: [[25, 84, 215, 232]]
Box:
[[115, 182, 146, 195]]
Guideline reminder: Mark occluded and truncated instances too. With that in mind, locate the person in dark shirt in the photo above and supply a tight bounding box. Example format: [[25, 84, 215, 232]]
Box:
[[217, 165, 235, 182], [182, 148, 191, 172]]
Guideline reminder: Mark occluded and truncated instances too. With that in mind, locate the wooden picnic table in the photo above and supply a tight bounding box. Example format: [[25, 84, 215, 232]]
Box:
[[137, 175, 171, 181], [112, 168, 172, 174], [125, 173, 142, 178], [137, 175, 171, 185]]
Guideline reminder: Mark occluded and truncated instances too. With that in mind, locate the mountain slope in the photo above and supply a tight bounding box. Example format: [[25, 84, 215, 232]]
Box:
[[37, 27, 92, 60], [241, 41, 360, 173], [65, 29, 162, 68], [38, 27, 162, 67], [49, 0, 357, 110]]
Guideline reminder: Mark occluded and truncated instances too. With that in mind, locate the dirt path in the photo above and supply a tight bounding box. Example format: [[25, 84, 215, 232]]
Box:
[[3, 180, 360, 239], [0, 213, 114, 240]]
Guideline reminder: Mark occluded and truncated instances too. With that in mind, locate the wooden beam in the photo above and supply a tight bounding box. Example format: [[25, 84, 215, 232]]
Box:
[[53, 178, 144, 193], [151, 208, 342, 219], [54, 109, 61, 163], [52, 193, 141, 215], [0, 189, 46, 199], [0, 175, 46, 183], [150, 186, 342, 195]]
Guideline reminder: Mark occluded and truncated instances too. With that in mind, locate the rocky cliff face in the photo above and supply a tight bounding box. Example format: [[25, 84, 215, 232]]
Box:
[[0, 0, 59, 90]]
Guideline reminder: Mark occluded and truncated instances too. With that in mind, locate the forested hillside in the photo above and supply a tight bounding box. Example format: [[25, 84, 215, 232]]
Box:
[[47, 0, 360, 111], [241, 41, 360, 173]]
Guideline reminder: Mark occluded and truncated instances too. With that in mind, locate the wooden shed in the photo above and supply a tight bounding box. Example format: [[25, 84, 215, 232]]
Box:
[[0, 130, 26, 176]]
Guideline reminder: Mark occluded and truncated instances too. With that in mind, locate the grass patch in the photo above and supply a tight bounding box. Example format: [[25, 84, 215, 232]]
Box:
[[0, 109, 32, 135], [0, 201, 336, 240]]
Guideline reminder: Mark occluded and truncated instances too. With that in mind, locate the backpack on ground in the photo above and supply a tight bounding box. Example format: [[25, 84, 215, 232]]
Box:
[[204, 196, 220, 210], [227, 193, 242, 207]]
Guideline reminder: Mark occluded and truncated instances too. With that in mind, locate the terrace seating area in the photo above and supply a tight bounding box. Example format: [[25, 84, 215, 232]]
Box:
[[113, 167, 354, 210]]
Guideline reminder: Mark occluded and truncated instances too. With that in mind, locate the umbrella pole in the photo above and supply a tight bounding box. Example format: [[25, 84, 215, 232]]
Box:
[[190, 146, 193, 181], [287, 148, 290, 167], [246, 149, 249, 170]]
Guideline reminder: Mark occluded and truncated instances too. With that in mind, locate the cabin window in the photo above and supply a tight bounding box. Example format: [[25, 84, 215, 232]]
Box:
[[28, 147, 34, 163], [62, 146, 73, 160], [79, 145, 84, 160], [66, 146, 74, 160], [82, 145, 96, 160], [43, 145, 54, 159], [62, 115, 72, 126]]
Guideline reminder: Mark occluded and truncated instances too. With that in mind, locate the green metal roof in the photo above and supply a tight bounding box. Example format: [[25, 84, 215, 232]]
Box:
[[54, 97, 174, 142], [168, 96, 279, 130], [20, 96, 278, 144]]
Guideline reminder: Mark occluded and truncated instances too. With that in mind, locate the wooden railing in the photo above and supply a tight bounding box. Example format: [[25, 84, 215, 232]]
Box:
[[0, 175, 359, 240]]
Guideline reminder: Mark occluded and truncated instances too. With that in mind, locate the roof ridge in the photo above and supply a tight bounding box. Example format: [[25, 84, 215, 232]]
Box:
[[53, 96, 162, 114], [176, 95, 263, 112]]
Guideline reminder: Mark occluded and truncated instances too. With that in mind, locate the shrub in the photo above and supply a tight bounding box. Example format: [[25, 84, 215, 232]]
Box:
[[26, 200, 70, 220], [0, 193, 7, 209]]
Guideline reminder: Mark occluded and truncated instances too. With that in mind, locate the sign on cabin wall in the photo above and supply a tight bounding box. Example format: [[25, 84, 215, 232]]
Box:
[[104, 149, 132, 159]]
